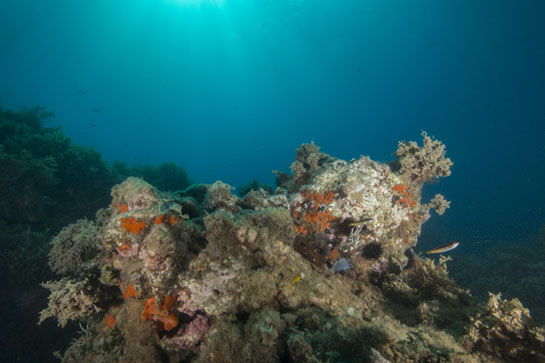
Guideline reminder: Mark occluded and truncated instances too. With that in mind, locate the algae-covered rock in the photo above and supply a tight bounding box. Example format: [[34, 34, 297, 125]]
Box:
[[203, 180, 240, 213]]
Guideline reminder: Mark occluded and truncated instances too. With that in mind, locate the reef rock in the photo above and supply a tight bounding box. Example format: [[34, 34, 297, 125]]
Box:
[[39, 134, 545, 362]]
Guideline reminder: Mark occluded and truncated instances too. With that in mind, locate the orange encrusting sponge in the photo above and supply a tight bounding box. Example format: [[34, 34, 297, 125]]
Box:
[[154, 215, 166, 224], [291, 189, 338, 235], [392, 184, 409, 195], [392, 184, 417, 207], [142, 296, 178, 331], [104, 314, 117, 329], [124, 284, 138, 299], [120, 217, 146, 234], [154, 214, 179, 225]]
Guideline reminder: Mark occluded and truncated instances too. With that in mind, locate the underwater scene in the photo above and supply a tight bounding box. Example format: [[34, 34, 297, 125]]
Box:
[[0, 0, 544, 362]]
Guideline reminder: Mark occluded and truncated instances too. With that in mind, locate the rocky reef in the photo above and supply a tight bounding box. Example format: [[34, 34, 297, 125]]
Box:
[[0, 106, 194, 361], [40, 133, 545, 362]]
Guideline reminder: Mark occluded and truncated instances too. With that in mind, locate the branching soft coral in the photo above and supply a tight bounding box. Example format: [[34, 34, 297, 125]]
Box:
[[274, 141, 330, 188], [38, 278, 101, 328], [48, 218, 99, 274], [427, 194, 451, 215], [467, 293, 545, 361], [291, 141, 328, 176], [393, 131, 452, 184]]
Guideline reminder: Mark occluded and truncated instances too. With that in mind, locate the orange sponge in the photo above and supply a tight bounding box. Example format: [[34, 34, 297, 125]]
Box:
[[124, 284, 138, 299], [120, 217, 146, 234], [105, 314, 117, 329], [142, 296, 178, 331]]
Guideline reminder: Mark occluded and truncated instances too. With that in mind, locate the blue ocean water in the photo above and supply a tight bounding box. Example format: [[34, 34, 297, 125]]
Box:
[[1, 0, 544, 251]]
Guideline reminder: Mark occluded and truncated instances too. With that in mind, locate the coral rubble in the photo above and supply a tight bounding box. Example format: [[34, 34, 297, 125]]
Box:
[[39, 134, 544, 362]]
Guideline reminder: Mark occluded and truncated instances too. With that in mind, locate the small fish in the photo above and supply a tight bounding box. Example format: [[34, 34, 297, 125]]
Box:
[[426, 242, 460, 254], [289, 274, 303, 291], [90, 108, 102, 114], [348, 218, 372, 227]]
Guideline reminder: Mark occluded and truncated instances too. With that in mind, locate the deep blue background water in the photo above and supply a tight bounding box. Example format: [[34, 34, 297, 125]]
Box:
[[1, 0, 544, 252]]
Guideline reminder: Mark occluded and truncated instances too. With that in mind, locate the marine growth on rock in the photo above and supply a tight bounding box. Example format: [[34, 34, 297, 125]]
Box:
[[39, 134, 545, 362]]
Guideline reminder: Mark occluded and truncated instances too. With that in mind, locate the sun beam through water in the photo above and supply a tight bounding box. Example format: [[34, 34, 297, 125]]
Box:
[[165, 0, 225, 8]]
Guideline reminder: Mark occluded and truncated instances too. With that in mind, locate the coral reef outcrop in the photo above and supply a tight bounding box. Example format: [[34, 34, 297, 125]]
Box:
[[39, 134, 544, 362]]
